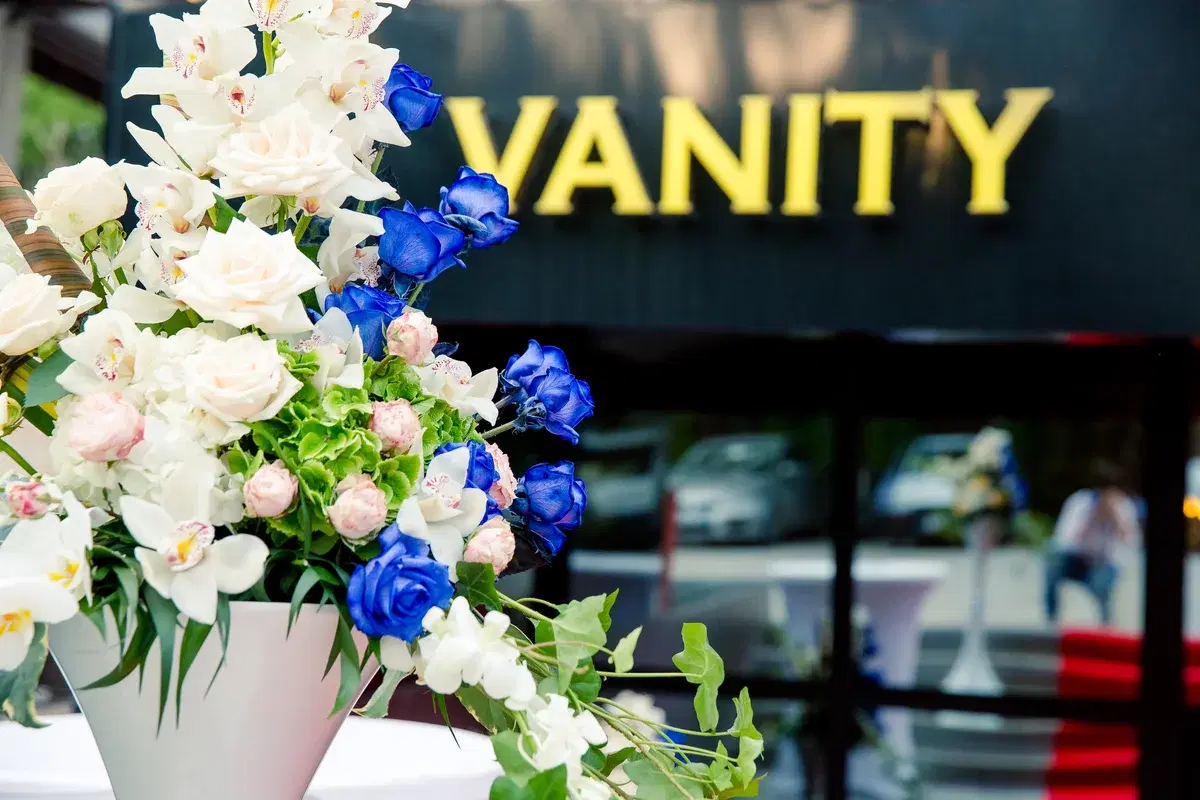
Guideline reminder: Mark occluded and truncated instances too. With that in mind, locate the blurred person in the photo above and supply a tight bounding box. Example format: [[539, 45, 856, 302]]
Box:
[[1044, 460, 1141, 626]]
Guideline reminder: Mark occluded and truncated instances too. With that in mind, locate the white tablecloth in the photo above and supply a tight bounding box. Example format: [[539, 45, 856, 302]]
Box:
[[0, 716, 500, 799]]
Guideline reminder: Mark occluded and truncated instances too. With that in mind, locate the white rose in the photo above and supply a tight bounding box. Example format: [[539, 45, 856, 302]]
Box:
[[173, 218, 323, 334], [464, 517, 516, 576], [369, 399, 420, 453], [27, 158, 127, 239], [385, 309, 438, 365], [67, 393, 146, 463], [184, 333, 303, 430], [484, 442, 517, 510], [243, 461, 298, 519], [209, 103, 355, 200], [327, 474, 388, 540], [0, 264, 100, 356]]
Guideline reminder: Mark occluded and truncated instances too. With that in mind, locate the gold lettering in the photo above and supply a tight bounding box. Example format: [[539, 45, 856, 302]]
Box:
[[782, 94, 823, 216], [659, 96, 772, 215], [935, 88, 1053, 215], [824, 90, 933, 215], [445, 96, 558, 212], [534, 96, 654, 216]]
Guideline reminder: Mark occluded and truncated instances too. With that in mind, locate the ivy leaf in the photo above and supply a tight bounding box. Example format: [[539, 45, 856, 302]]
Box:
[[601, 746, 637, 777], [356, 668, 405, 718], [21, 349, 72, 408], [735, 735, 764, 787], [732, 687, 761, 741], [599, 590, 619, 633], [671, 623, 725, 732], [143, 586, 179, 732], [489, 765, 568, 800], [175, 619, 211, 724], [491, 730, 539, 785], [0, 623, 52, 727], [550, 595, 607, 692], [719, 777, 763, 798], [609, 626, 641, 674], [455, 561, 501, 612], [708, 743, 735, 792], [568, 661, 601, 703], [456, 684, 516, 733], [622, 756, 704, 799]]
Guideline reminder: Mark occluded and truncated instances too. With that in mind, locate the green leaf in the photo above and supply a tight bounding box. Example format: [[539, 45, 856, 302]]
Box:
[[568, 662, 601, 703], [456, 684, 516, 733], [455, 561, 502, 612], [610, 626, 641, 674], [718, 778, 763, 799], [356, 667, 405, 718], [582, 745, 605, 772], [599, 590, 619, 633], [601, 746, 637, 777], [211, 195, 245, 232], [21, 349, 72, 408], [81, 604, 155, 691], [671, 622, 725, 732], [731, 687, 761, 744], [433, 693, 460, 747], [0, 623, 52, 728], [622, 757, 704, 799], [550, 595, 607, 692], [205, 595, 231, 697], [735, 735, 764, 787], [328, 615, 362, 716], [142, 586, 178, 732], [20, 405, 55, 435], [288, 566, 322, 635], [490, 730, 539, 785], [175, 619, 212, 724], [489, 765, 568, 800]]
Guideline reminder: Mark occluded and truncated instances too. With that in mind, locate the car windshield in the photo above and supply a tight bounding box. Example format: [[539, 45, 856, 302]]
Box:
[[896, 439, 970, 476], [677, 439, 785, 474], [577, 445, 657, 478]]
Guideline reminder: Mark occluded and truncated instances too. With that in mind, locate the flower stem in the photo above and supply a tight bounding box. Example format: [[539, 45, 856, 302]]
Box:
[[595, 671, 683, 679], [406, 281, 425, 306], [262, 32, 275, 75], [498, 592, 554, 623], [293, 213, 312, 244], [0, 438, 38, 476], [582, 764, 635, 800], [481, 420, 516, 440], [371, 148, 386, 174]]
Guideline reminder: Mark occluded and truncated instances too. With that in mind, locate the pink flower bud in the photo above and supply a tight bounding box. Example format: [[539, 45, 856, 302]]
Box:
[[5, 480, 54, 520], [369, 400, 421, 453], [243, 461, 298, 518], [464, 517, 516, 576], [385, 309, 438, 365], [327, 474, 388, 540], [68, 392, 145, 462], [485, 442, 517, 510]]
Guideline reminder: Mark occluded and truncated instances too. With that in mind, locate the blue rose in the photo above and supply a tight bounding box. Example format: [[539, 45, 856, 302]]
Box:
[[321, 283, 406, 360], [378, 201, 466, 284], [501, 340, 571, 400], [511, 462, 587, 556], [516, 369, 595, 445], [348, 526, 453, 643], [438, 166, 519, 249], [433, 441, 500, 519], [383, 64, 443, 133]]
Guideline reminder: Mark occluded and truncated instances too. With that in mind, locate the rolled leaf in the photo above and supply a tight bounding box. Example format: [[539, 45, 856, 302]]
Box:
[[0, 156, 91, 297]]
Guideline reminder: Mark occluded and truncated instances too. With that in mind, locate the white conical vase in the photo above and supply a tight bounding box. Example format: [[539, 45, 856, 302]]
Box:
[[50, 602, 378, 800]]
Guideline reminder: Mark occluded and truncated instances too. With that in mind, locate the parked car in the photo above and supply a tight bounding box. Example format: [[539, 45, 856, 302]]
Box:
[[869, 433, 975, 544], [572, 426, 672, 550], [666, 433, 820, 545]]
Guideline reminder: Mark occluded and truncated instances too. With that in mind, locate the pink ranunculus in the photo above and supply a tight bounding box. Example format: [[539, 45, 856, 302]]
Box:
[[484, 442, 517, 510], [369, 399, 421, 453], [243, 461, 298, 518], [464, 516, 516, 576], [385, 309, 438, 365], [68, 392, 145, 462], [5, 480, 54, 519], [327, 474, 388, 540]]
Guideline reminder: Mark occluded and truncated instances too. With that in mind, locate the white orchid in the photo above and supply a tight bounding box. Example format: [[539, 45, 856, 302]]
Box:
[[0, 263, 100, 357], [285, 307, 365, 392], [407, 448, 490, 570], [121, 12, 257, 99], [312, 0, 410, 39], [118, 164, 216, 242], [415, 356, 500, 424], [0, 568, 79, 670], [174, 70, 305, 127], [0, 493, 95, 601], [201, 0, 325, 32], [56, 309, 161, 398], [127, 105, 232, 179], [317, 208, 384, 287], [120, 474, 267, 625]]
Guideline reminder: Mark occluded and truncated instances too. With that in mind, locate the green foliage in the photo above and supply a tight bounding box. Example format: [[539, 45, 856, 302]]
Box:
[[610, 626, 641, 674], [143, 586, 179, 732], [549, 595, 607, 692], [672, 623, 726, 732], [21, 349, 72, 408], [622, 757, 704, 799], [491, 731, 540, 784], [0, 623, 52, 727], [364, 357, 423, 403], [328, 613, 363, 716], [357, 668, 405, 718], [457, 684, 518, 733], [489, 765, 569, 800], [455, 562, 503, 612], [421, 398, 485, 457], [176, 620, 212, 723], [210, 196, 246, 233]]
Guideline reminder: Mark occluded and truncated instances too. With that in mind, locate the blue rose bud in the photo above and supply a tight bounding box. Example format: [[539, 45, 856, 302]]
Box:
[[378, 201, 466, 284], [383, 64, 443, 133], [348, 526, 453, 643], [433, 441, 500, 519], [438, 166, 519, 249], [524, 369, 594, 445], [322, 283, 406, 360], [511, 461, 587, 556], [502, 340, 571, 400]]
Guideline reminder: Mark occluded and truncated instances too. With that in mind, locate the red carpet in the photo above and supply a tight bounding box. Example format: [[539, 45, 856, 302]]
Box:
[[1045, 630, 1200, 800]]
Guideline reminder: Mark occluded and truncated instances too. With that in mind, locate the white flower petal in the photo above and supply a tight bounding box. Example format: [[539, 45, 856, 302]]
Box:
[[108, 285, 180, 324], [135, 548, 175, 600], [207, 534, 268, 594], [379, 636, 415, 673], [169, 560, 218, 625], [119, 496, 175, 548], [0, 619, 33, 670]]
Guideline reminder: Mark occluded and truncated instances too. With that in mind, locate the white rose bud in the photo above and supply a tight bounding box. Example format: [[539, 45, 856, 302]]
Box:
[[464, 516, 516, 576], [4, 479, 59, 520], [67, 392, 145, 462], [369, 400, 420, 452], [28, 157, 128, 239], [243, 461, 298, 518], [385, 309, 438, 365], [484, 442, 517, 510], [327, 474, 388, 540]]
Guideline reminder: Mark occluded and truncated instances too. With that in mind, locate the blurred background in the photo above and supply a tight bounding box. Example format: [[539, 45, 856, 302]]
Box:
[[5, 0, 1200, 797]]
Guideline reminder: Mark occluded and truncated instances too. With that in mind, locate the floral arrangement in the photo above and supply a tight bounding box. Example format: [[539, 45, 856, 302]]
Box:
[[950, 426, 1028, 522], [0, 2, 762, 798]]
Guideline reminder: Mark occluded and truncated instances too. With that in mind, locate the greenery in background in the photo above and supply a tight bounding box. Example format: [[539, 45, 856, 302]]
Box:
[[19, 74, 104, 185]]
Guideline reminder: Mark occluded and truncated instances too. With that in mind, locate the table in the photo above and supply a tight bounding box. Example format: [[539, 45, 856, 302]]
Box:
[[0, 715, 501, 799], [570, 547, 947, 798]]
